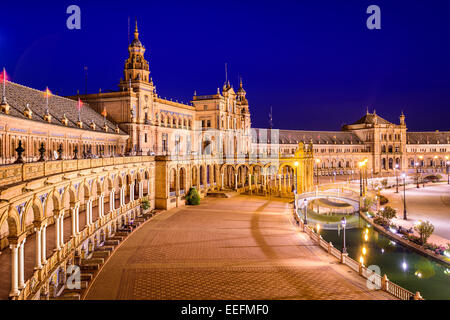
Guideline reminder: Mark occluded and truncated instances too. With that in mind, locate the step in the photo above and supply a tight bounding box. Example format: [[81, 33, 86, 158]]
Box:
[[52, 292, 81, 300], [80, 273, 93, 281], [104, 240, 120, 246], [114, 232, 129, 237], [109, 235, 125, 241], [81, 258, 104, 266], [80, 263, 100, 271], [96, 245, 114, 252], [91, 250, 110, 259], [63, 280, 89, 293]]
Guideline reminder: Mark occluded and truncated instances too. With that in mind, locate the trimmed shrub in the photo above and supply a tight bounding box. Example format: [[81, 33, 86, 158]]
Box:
[[141, 199, 150, 210], [414, 221, 434, 245], [186, 187, 200, 205], [379, 195, 388, 205]]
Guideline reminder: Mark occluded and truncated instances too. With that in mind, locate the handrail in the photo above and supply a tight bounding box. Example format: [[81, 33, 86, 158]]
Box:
[[292, 206, 422, 300], [14, 198, 145, 300]]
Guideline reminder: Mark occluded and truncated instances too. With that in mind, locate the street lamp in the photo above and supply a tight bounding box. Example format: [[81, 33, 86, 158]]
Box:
[[341, 217, 347, 253], [303, 198, 308, 225], [294, 161, 299, 194], [358, 161, 363, 196], [402, 172, 407, 220], [315, 159, 320, 186]]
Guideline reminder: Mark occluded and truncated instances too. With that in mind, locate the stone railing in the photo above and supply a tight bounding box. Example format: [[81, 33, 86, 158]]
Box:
[[0, 156, 154, 186], [13, 198, 145, 300], [292, 206, 423, 300]]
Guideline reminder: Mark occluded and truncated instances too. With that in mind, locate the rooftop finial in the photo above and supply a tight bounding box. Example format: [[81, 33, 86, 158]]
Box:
[[366, 106, 369, 114]]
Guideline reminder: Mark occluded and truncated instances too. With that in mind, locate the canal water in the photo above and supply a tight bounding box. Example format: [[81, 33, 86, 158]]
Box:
[[319, 217, 450, 300]]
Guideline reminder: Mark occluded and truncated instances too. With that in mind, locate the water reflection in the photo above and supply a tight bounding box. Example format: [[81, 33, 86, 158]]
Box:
[[319, 216, 450, 300]]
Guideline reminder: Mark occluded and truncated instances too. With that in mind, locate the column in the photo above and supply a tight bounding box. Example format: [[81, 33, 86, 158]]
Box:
[[9, 243, 19, 297], [110, 190, 115, 211], [235, 174, 238, 190], [120, 186, 125, 207], [248, 174, 252, 193], [147, 180, 151, 196], [221, 173, 224, 189], [59, 214, 64, 247], [41, 225, 47, 265], [54, 215, 61, 250], [139, 182, 143, 198], [18, 239, 26, 289], [98, 194, 105, 218], [75, 206, 80, 234], [130, 183, 135, 202], [71, 207, 77, 237], [35, 227, 42, 269]]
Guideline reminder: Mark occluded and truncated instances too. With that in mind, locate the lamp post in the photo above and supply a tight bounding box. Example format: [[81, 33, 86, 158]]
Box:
[[402, 173, 407, 220], [446, 160, 450, 185], [294, 161, 299, 194], [315, 159, 320, 186], [395, 164, 399, 193], [358, 161, 363, 197], [303, 198, 308, 225], [341, 217, 347, 254]]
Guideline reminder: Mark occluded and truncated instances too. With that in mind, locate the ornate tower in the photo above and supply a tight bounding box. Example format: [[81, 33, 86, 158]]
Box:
[[121, 20, 151, 85]]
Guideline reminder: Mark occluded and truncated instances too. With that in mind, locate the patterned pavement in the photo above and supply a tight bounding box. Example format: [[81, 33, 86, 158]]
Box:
[[85, 196, 394, 300]]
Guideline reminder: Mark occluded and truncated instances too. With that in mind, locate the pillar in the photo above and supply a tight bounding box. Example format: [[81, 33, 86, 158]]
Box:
[[110, 190, 115, 211], [54, 215, 61, 250], [130, 183, 135, 202], [147, 180, 151, 196], [248, 173, 252, 193], [35, 227, 42, 269], [120, 186, 125, 207], [235, 173, 238, 190], [9, 243, 19, 297], [41, 225, 47, 265], [221, 173, 224, 189], [59, 213, 64, 247], [138, 181, 143, 198], [18, 239, 26, 289], [98, 194, 105, 218]]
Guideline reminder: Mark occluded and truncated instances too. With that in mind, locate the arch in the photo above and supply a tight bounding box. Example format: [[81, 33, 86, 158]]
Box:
[[62, 185, 77, 207], [23, 197, 44, 226], [179, 167, 187, 193], [3, 206, 21, 237]]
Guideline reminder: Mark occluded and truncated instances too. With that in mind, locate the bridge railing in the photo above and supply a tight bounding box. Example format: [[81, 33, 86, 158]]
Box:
[[291, 205, 422, 300]]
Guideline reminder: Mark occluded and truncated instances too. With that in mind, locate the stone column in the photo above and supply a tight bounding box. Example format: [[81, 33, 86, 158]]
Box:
[[34, 227, 42, 269], [235, 173, 238, 190], [147, 180, 151, 196], [59, 213, 64, 247], [248, 174, 252, 193], [18, 239, 26, 289], [110, 190, 115, 211], [9, 243, 19, 297], [139, 181, 143, 198], [54, 215, 61, 251], [120, 186, 125, 207], [221, 173, 224, 189], [130, 183, 135, 202], [98, 194, 105, 218], [41, 225, 47, 265]]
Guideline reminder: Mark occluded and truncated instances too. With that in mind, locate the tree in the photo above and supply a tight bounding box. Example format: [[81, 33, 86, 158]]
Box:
[[141, 199, 150, 210], [414, 221, 434, 245], [380, 206, 396, 221], [186, 187, 200, 205]]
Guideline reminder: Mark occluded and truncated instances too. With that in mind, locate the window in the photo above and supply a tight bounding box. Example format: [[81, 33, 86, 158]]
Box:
[[144, 133, 148, 143], [162, 133, 168, 152]]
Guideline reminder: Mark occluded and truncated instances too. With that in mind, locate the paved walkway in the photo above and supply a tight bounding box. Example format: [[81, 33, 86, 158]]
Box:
[[85, 196, 394, 300], [383, 183, 450, 247]]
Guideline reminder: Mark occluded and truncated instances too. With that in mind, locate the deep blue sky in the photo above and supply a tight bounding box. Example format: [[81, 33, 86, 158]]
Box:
[[1, 0, 449, 131]]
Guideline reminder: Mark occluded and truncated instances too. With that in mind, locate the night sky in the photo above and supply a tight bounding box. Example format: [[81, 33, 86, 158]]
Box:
[[1, 0, 449, 131]]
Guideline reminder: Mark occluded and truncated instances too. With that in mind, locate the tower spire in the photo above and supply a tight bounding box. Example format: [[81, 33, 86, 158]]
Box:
[[133, 18, 140, 42]]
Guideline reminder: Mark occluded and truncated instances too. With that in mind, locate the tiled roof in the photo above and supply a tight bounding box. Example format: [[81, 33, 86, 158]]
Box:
[[407, 131, 450, 144], [1, 81, 127, 135], [252, 129, 363, 144], [350, 112, 392, 125]]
